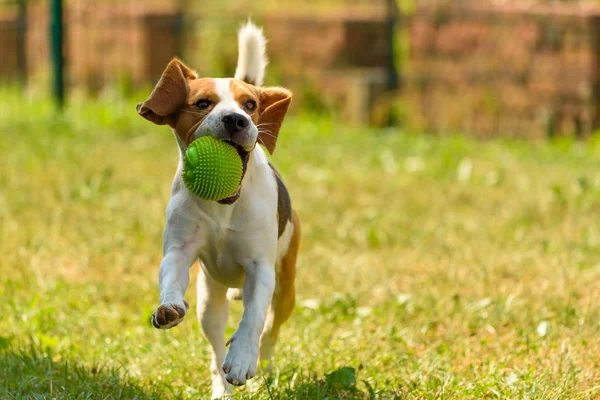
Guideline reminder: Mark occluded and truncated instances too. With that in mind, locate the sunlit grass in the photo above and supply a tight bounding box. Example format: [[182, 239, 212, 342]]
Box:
[[1, 90, 600, 399]]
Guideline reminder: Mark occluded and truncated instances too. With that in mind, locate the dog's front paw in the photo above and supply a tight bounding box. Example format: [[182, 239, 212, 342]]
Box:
[[151, 300, 189, 329], [222, 330, 259, 386]]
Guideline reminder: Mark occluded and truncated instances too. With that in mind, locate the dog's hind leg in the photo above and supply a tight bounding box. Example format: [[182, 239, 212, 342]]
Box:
[[226, 288, 243, 301], [196, 263, 232, 399], [259, 211, 301, 372]]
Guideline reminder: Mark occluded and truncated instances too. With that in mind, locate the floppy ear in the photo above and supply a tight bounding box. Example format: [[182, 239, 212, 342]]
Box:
[[257, 87, 292, 154], [136, 58, 197, 127]]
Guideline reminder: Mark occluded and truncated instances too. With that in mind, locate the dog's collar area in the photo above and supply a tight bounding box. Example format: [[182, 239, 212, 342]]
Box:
[[217, 142, 250, 205]]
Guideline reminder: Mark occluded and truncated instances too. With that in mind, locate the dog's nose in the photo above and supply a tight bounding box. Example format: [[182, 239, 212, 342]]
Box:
[[222, 113, 249, 134]]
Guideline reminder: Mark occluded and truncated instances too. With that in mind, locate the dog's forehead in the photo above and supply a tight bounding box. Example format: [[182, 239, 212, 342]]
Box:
[[187, 78, 259, 105], [229, 79, 259, 99], [187, 78, 218, 101], [214, 78, 259, 102]]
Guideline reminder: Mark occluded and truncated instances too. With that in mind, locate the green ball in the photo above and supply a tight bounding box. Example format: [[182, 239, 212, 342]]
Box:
[[182, 136, 243, 201]]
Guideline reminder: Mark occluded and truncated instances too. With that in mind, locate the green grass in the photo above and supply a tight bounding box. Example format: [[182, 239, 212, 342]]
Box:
[[2, 89, 600, 399]]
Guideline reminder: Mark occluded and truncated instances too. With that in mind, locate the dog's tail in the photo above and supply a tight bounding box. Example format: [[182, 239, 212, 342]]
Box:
[[234, 21, 267, 87]]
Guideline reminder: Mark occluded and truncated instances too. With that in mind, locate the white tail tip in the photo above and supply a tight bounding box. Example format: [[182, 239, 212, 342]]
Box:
[[234, 21, 268, 87]]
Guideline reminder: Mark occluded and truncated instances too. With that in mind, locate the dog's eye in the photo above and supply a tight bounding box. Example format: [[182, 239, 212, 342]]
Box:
[[244, 100, 257, 112], [195, 99, 211, 110]]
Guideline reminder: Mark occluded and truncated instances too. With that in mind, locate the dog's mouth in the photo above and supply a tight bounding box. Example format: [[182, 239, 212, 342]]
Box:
[[217, 140, 250, 205]]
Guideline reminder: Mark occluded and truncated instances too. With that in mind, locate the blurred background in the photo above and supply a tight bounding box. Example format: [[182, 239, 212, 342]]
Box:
[[2, 1, 600, 398], [3, 0, 600, 137]]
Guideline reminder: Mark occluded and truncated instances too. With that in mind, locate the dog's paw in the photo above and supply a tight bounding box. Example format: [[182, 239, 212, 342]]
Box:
[[151, 300, 189, 329], [222, 330, 259, 386], [211, 381, 232, 400]]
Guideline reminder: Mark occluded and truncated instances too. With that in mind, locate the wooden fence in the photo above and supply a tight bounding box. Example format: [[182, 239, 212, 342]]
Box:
[[2, 1, 600, 137]]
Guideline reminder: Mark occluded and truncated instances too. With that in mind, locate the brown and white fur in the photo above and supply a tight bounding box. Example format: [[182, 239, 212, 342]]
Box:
[[136, 22, 299, 398]]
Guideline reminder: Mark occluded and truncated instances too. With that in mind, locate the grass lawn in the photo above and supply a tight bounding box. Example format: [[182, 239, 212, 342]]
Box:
[[1, 90, 600, 399]]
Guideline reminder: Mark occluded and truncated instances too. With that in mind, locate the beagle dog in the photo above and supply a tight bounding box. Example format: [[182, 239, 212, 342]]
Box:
[[136, 22, 300, 398]]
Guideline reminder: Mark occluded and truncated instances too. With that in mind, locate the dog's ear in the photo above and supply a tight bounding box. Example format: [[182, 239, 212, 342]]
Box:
[[136, 59, 197, 127], [257, 87, 292, 154]]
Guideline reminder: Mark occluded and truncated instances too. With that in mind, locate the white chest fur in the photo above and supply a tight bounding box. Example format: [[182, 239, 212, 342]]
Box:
[[163, 146, 279, 288]]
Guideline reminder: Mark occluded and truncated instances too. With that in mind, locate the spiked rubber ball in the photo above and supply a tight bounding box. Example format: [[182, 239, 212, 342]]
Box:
[[182, 136, 243, 201]]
